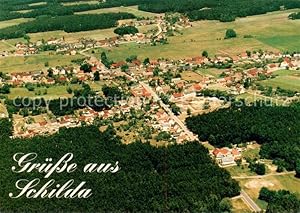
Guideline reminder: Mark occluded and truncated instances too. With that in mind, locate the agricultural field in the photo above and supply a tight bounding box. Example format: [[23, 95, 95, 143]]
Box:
[[260, 69, 300, 92], [62, 1, 99, 6], [92, 9, 300, 61], [75, 5, 158, 18], [7, 84, 82, 100], [0, 18, 33, 29], [0, 54, 84, 73], [0, 24, 156, 48]]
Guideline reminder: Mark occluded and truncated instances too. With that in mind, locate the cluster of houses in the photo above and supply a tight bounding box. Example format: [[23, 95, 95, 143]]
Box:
[[3, 45, 300, 142]]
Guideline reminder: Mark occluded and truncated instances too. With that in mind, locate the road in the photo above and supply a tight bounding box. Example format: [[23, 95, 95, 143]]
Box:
[[154, 21, 163, 38], [240, 190, 262, 212], [80, 46, 196, 141], [140, 82, 196, 140]]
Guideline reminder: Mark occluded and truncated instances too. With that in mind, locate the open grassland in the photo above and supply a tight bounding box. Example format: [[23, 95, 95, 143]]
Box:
[[15, 9, 33, 14], [239, 174, 300, 209], [260, 70, 300, 91], [75, 5, 158, 18], [28, 1, 47, 6], [93, 10, 300, 61], [62, 1, 99, 6], [0, 18, 34, 29], [0, 54, 84, 73], [8, 84, 82, 100]]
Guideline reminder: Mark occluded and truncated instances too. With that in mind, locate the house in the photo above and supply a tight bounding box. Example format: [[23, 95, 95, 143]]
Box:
[[212, 148, 240, 166]]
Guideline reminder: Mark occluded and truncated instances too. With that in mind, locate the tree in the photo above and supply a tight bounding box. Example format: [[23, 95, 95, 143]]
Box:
[[121, 64, 129, 72], [94, 71, 100, 81], [219, 198, 232, 212], [47, 68, 53, 78], [224, 29, 237, 39], [66, 87, 73, 94], [0, 84, 10, 94], [296, 160, 300, 178], [114, 26, 138, 36], [80, 63, 92, 73], [44, 61, 49, 67], [202, 50, 208, 57], [143, 57, 150, 65], [23, 34, 30, 43], [187, 108, 191, 116], [171, 103, 181, 115], [126, 55, 137, 63], [153, 67, 160, 76]]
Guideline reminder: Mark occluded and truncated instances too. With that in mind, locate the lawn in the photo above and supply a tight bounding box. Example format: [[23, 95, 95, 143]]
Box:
[[242, 146, 260, 160], [7, 84, 82, 100], [197, 68, 223, 78], [0, 54, 84, 73], [260, 70, 300, 92], [75, 5, 158, 18], [0, 18, 33, 29], [225, 165, 255, 177], [91, 9, 300, 61], [236, 92, 284, 105]]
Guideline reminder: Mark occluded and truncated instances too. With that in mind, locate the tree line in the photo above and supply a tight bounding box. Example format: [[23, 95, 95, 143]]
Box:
[[259, 187, 300, 212], [186, 101, 300, 171], [138, 0, 300, 22], [0, 119, 240, 212], [0, 13, 136, 39]]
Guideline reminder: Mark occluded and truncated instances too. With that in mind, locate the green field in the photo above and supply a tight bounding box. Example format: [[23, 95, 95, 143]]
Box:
[[260, 70, 300, 92], [0, 54, 84, 73], [0, 18, 33, 29], [75, 5, 158, 18], [8, 84, 82, 100], [89, 10, 300, 61], [62, 1, 99, 6]]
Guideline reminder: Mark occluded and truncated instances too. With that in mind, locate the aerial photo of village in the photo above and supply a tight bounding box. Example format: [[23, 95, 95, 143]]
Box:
[[0, 0, 300, 212]]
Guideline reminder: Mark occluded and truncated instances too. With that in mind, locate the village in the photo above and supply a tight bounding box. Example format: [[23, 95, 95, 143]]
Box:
[[1, 11, 300, 175]]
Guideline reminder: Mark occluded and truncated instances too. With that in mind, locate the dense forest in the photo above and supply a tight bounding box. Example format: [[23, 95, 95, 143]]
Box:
[[1, 0, 300, 23], [186, 102, 300, 171], [138, 0, 300, 22], [259, 187, 300, 212], [0, 13, 136, 39], [0, 119, 240, 212]]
